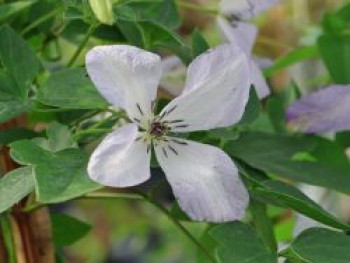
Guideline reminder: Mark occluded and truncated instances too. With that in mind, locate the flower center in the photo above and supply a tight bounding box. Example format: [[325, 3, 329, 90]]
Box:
[[149, 121, 168, 137]]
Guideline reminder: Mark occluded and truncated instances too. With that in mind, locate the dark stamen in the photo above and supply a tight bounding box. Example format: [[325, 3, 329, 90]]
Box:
[[168, 145, 178, 155], [162, 147, 168, 158], [164, 119, 184, 124], [166, 105, 177, 115], [136, 103, 144, 116], [171, 139, 188, 145], [133, 118, 141, 123], [135, 136, 141, 142], [147, 144, 151, 153]]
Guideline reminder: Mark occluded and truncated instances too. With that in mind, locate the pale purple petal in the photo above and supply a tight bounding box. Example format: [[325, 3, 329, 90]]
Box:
[[251, 61, 270, 99], [88, 123, 151, 187], [287, 85, 350, 133], [159, 56, 186, 97], [159, 44, 251, 132], [155, 138, 249, 222], [86, 45, 162, 121], [217, 17, 258, 55]]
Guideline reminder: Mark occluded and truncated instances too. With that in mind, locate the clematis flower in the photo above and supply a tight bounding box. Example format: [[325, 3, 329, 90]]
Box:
[[217, 0, 279, 99], [86, 44, 250, 222], [287, 85, 350, 134]]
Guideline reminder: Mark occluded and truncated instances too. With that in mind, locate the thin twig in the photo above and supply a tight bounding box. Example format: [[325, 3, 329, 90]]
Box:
[[21, 8, 62, 35], [67, 22, 99, 67]]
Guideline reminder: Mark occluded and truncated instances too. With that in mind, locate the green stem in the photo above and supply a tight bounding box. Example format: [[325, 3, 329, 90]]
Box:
[[0, 214, 17, 263], [138, 191, 217, 263], [176, 1, 218, 15], [23, 191, 143, 213], [84, 192, 144, 200], [21, 8, 62, 35], [257, 37, 294, 51], [67, 22, 99, 67], [250, 198, 277, 253], [73, 128, 113, 139]]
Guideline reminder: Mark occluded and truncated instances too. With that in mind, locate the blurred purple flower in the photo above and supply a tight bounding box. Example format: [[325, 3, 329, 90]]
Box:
[[287, 85, 350, 133]]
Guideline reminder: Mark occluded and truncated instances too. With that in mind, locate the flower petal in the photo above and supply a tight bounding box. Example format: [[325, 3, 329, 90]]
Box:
[[286, 85, 350, 133], [251, 61, 270, 99], [155, 138, 249, 222], [220, 0, 279, 19], [216, 18, 270, 99], [86, 45, 162, 120], [217, 17, 257, 55], [160, 56, 186, 97], [88, 123, 151, 187], [159, 44, 251, 132]]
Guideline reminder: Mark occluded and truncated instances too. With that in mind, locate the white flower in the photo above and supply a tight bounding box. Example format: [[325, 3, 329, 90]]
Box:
[[86, 44, 250, 222]]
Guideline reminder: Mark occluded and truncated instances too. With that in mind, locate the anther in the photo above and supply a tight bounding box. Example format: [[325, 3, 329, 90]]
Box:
[[171, 139, 188, 145], [162, 147, 168, 158], [133, 118, 141, 123], [164, 119, 184, 124], [173, 124, 189, 129], [147, 144, 151, 153], [136, 103, 144, 116], [168, 145, 178, 155]]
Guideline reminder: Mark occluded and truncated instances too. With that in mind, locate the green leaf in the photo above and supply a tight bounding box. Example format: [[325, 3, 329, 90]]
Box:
[[0, 71, 33, 123], [253, 180, 349, 230], [0, 25, 41, 88], [10, 140, 101, 203], [225, 132, 350, 194], [0, 128, 37, 145], [51, 213, 91, 246], [117, 20, 192, 64], [250, 199, 277, 253], [210, 222, 277, 263], [267, 82, 300, 133], [0, 1, 36, 22], [238, 87, 260, 126], [0, 167, 35, 214], [191, 29, 210, 58], [170, 202, 191, 221], [318, 34, 350, 84], [32, 122, 76, 152], [282, 228, 350, 263], [37, 68, 108, 110], [115, 0, 181, 29], [264, 46, 318, 77]]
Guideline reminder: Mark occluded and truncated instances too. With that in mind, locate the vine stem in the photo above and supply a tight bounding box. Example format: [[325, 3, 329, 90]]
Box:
[[136, 191, 217, 263], [176, 1, 219, 15], [67, 21, 99, 67], [21, 8, 62, 35]]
